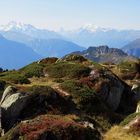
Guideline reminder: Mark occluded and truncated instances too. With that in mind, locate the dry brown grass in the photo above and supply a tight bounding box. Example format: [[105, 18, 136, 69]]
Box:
[[104, 126, 140, 140], [29, 77, 58, 86], [16, 77, 59, 87]]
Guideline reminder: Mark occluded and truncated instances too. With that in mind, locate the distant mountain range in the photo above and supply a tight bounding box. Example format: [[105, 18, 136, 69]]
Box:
[[0, 21, 63, 40], [1, 22, 140, 49], [122, 38, 140, 57], [60, 24, 140, 48], [0, 22, 84, 58], [0, 35, 41, 69], [0, 22, 140, 69], [71, 45, 137, 64]]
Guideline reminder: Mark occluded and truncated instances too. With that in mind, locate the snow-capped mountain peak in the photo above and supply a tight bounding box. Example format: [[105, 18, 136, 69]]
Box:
[[0, 21, 63, 40], [80, 24, 112, 32], [82, 24, 99, 32], [0, 21, 37, 32]]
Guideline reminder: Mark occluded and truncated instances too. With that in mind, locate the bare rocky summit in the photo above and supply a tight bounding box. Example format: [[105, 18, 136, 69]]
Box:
[[71, 45, 137, 64]]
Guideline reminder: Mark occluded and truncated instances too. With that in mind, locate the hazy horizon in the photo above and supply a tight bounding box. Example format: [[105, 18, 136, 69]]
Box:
[[0, 0, 140, 31], [1, 21, 140, 32]]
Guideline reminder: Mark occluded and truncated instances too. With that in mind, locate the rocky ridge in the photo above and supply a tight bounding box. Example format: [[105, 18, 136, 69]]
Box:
[[71, 45, 137, 64]]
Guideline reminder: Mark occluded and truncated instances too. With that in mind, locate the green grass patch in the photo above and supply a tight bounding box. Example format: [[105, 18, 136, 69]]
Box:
[[61, 80, 107, 113], [0, 71, 30, 84], [45, 62, 91, 79], [20, 62, 45, 78]]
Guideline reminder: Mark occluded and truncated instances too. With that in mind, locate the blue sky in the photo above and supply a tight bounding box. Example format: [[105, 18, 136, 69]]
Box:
[[0, 0, 140, 30]]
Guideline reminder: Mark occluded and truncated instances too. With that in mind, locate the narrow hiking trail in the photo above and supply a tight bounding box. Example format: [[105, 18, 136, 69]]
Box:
[[52, 85, 70, 96], [17, 77, 70, 97]]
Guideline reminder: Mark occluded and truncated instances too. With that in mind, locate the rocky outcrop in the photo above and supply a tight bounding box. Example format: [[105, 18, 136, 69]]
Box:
[[38, 57, 58, 64], [0, 85, 76, 133], [0, 86, 29, 131], [80, 66, 135, 112], [106, 85, 124, 111], [71, 46, 137, 64], [61, 54, 88, 63], [96, 71, 125, 111], [0, 86, 18, 104]]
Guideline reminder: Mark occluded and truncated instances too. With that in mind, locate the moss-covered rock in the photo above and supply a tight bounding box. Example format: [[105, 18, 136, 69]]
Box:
[[61, 54, 88, 63], [38, 57, 58, 64]]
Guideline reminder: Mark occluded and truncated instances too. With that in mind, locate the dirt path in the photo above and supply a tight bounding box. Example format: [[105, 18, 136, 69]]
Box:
[[53, 85, 70, 96]]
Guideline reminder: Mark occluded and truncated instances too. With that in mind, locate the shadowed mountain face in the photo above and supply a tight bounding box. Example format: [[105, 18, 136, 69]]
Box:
[[0, 35, 41, 69], [71, 45, 137, 64], [122, 38, 140, 58], [1, 31, 84, 58], [28, 39, 84, 58]]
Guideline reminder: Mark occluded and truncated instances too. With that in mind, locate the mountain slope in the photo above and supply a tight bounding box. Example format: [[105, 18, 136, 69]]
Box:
[[28, 39, 84, 58], [122, 38, 140, 57], [71, 45, 137, 64], [0, 30, 34, 45], [1, 31, 84, 58], [0, 34, 41, 69]]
